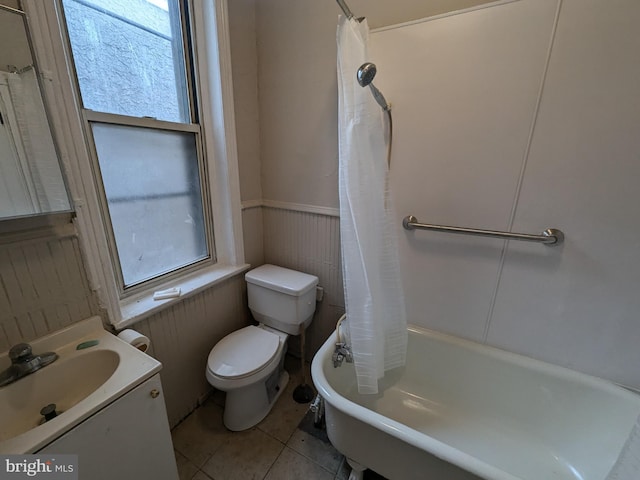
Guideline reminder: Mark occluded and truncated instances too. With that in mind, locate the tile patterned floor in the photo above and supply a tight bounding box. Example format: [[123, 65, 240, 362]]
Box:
[[171, 355, 367, 480]]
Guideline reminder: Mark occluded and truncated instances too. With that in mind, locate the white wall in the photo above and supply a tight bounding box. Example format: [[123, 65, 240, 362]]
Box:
[[0, 232, 99, 351], [255, 0, 494, 209], [375, 0, 560, 340], [373, 0, 640, 389], [253, 0, 505, 356], [228, 0, 265, 268], [487, 0, 640, 384], [256, 0, 640, 389], [0, 0, 20, 9], [229, 0, 262, 204], [345, 0, 495, 28], [256, 0, 340, 208]]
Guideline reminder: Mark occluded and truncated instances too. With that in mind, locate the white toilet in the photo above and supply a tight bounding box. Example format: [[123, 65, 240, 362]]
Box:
[[205, 264, 318, 431]]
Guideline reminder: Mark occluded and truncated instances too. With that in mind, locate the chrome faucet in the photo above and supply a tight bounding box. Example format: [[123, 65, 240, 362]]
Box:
[[332, 342, 353, 368], [0, 343, 58, 387]]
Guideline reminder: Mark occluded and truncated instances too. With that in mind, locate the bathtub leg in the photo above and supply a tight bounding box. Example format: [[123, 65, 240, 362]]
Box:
[[346, 458, 366, 480]]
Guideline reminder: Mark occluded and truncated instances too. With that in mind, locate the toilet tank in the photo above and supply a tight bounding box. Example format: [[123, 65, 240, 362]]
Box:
[[245, 265, 319, 335]]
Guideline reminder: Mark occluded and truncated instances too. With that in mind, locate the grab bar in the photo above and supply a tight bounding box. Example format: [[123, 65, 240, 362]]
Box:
[[402, 215, 564, 246]]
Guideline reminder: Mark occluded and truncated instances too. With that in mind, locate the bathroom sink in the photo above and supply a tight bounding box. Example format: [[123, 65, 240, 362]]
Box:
[[0, 350, 119, 443], [0, 317, 161, 453]]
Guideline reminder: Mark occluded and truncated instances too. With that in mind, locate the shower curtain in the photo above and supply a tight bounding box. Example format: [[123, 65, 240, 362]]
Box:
[[7, 68, 69, 212], [337, 15, 407, 394]]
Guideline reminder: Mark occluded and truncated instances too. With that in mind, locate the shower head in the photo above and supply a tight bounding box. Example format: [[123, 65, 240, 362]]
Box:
[[357, 62, 377, 87], [356, 62, 391, 112]]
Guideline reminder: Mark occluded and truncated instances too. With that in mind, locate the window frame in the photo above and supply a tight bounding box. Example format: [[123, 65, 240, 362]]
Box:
[[62, 0, 216, 296], [82, 110, 216, 296], [22, 0, 247, 328]]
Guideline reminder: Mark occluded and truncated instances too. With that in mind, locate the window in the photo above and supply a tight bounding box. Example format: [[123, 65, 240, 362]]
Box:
[[61, 0, 213, 290], [23, 0, 244, 327]]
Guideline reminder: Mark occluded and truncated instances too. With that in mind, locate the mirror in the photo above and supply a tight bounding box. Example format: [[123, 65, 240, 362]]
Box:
[[0, 4, 71, 220]]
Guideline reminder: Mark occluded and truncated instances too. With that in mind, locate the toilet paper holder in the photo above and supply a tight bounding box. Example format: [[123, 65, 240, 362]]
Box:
[[117, 329, 150, 353]]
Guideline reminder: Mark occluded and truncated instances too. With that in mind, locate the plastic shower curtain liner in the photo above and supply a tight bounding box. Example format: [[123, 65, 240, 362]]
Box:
[[336, 14, 407, 394]]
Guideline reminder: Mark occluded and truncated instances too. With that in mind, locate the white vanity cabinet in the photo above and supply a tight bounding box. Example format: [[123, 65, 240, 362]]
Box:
[[39, 374, 178, 480]]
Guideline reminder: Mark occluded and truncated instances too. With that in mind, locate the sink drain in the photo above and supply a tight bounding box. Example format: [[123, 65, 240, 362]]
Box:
[[38, 403, 61, 424]]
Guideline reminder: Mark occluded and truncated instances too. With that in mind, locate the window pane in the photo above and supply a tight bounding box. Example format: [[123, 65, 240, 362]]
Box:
[[62, 0, 190, 123], [91, 123, 208, 287]]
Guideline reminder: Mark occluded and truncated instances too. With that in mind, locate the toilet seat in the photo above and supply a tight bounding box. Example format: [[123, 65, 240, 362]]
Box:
[[208, 326, 280, 380]]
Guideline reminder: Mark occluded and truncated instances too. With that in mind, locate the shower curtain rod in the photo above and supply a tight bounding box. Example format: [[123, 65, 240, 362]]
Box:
[[336, 0, 358, 21]]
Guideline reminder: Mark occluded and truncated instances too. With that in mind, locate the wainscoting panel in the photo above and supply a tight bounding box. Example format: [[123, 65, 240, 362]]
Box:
[[262, 206, 344, 358], [0, 233, 98, 351], [135, 274, 249, 427]]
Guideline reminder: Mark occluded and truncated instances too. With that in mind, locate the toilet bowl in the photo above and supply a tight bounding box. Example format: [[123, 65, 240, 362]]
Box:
[[205, 264, 318, 431], [206, 325, 289, 431]]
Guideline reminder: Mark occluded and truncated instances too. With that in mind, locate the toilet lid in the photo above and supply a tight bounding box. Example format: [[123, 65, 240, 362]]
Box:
[[208, 326, 280, 379]]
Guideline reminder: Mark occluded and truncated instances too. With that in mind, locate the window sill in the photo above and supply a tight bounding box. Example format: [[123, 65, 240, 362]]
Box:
[[116, 263, 250, 329]]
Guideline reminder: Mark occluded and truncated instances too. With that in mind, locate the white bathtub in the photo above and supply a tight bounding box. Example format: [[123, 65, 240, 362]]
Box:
[[311, 325, 640, 480]]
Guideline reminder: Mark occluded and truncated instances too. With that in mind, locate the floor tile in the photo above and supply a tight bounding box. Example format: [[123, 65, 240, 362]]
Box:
[[192, 472, 213, 480], [335, 457, 351, 480], [297, 408, 330, 443], [172, 400, 233, 467], [201, 427, 284, 480], [257, 368, 314, 443], [364, 470, 389, 479], [287, 429, 343, 474], [265, 447, 334, 480], [210, 388, 226, 408], [333, 459, 389, 480], [175, 451, 200, 480]]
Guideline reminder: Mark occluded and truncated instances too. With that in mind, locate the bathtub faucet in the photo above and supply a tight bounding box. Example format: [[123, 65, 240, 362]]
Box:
[[332, 342, 353, 368]]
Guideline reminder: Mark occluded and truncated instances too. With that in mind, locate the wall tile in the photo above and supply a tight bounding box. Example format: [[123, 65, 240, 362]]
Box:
[[487, 0, 640, 389], [372, 0, 560, 341]]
